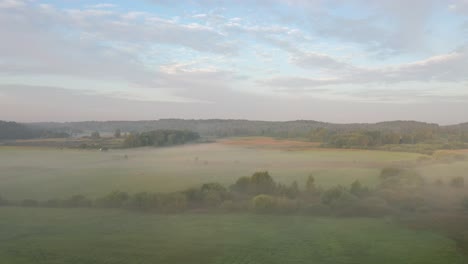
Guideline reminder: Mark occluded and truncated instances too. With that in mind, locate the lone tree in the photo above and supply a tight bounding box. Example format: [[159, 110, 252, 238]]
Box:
[[306, 175, 316, 193]]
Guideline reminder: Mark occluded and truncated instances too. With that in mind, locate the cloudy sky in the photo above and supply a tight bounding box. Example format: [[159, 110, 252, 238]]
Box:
[[1, 0, 467, 124]]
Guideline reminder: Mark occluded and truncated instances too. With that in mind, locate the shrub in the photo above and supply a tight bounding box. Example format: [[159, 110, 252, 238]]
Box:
[[321, 186, 357, 208], [350, 180, 369, 197], [252, 194, 277, 213], [200, 183, 229, 207]]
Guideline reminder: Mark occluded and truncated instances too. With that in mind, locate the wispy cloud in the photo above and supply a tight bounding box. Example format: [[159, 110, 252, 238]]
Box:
[[0, 0, 467, 122]]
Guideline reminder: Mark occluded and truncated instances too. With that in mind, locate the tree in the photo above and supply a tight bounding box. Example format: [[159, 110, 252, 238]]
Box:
[[200, 183, 229, 207], [114, 129, 121, 138], [280, 181, 299, 199], [250, 171, 277, 195], [350, 180, 368, 197], [321, 186, 357, 208], [91, 131, 100, 139], [306, 175, 316, 193], [231, 176, 251, 193]]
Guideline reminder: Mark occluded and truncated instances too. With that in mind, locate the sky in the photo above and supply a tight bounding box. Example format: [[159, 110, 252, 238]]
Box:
[[0, 0, 467, 124]]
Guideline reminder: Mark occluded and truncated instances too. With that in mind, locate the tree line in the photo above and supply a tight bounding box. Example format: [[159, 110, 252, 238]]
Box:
[[123, 130, 200, 148], [0, 121, 70, 140], [1, 169, 466, 216], [15, 119, 468, 152]]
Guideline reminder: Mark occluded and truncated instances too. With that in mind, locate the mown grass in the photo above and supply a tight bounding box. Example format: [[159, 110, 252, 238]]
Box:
[[0, 207, 465, 264], [0, 143, 426, 200]]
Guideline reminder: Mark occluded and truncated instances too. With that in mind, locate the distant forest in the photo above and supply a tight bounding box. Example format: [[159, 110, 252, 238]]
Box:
[[2, 119, 468, 151], [123, 130, 200, 148], [0, 121, 69, 140]]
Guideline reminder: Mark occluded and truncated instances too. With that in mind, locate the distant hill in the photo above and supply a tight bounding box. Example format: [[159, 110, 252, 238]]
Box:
[[26, 119, 464, 138]]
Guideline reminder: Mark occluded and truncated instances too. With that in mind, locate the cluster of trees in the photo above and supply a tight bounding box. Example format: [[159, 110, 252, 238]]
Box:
[[2, 169, 466, 216], [0, 121, 70, 140], [123, 130, 200, 148]]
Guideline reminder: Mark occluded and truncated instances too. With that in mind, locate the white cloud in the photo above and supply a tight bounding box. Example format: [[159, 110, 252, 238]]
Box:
[[263, 49, 468, 89], [0, 0, 24, 9]]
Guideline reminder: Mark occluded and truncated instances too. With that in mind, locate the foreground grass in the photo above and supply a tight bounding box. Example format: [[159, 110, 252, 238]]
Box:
[[0, 143, 425, 200], [0, 208, 465, 264]]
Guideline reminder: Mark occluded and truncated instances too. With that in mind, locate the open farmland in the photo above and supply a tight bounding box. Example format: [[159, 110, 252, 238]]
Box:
[[0, 138, 435, 200], [0, 207, 465, 264]]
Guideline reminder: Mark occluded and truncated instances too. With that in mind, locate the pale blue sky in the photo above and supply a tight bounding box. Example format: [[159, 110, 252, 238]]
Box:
[[0, 0, 467, 124]]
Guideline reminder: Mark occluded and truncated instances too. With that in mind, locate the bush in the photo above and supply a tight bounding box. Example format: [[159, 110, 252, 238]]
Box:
[[350, 180, 369, 197], [321, 186, 357, 208], [200, 183, 229, 207], [252, 194, 277, 213]]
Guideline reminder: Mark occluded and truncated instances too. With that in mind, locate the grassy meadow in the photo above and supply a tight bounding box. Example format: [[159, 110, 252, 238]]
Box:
[[2, 137, 468, 264], [0, 207, 465, 264], [0, 138, 434, 200]]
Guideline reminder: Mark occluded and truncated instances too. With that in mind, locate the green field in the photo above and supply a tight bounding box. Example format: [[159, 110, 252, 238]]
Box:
[[0, 143, 431, 200], [0, 207, 465, 264]]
